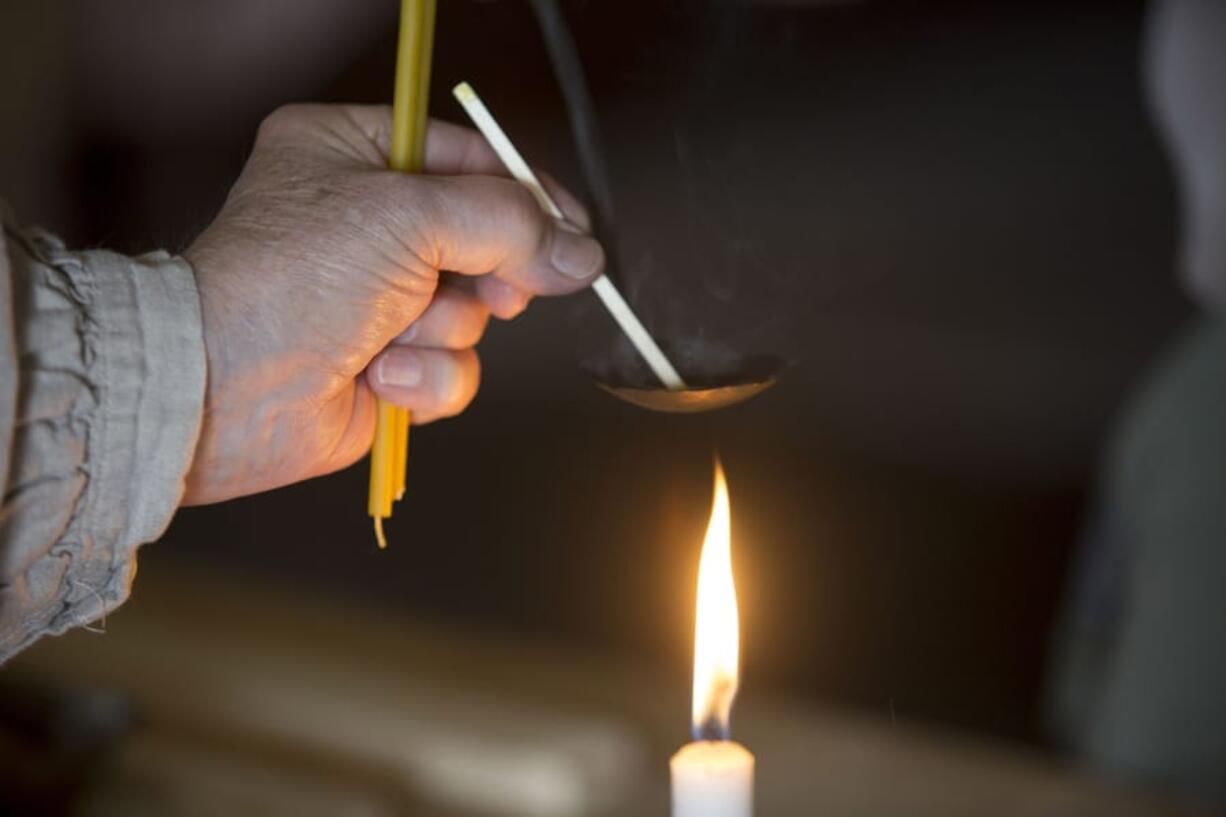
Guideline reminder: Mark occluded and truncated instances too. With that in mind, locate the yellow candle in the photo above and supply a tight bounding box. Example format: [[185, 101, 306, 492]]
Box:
[[368, 400, 396, 548], [370, 0, 436, 540], [390, 0, 433, 173], [392, 406, 409, 501]]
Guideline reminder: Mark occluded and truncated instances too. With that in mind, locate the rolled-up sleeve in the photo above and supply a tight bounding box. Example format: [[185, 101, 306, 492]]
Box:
[[0, 202, 205, 661]]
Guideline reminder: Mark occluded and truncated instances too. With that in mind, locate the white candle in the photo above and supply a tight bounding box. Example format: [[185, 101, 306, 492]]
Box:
[[671, 741, 754, 817], [671, 462, 754, 817]]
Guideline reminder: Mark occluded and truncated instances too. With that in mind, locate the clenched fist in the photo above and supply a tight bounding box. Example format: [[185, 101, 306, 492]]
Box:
[[183, 104, 603, 504]]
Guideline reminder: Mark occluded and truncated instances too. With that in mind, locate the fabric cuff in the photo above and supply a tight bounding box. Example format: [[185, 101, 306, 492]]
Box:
[[85, 247, 206, 548], [1, 225, 205, 652]]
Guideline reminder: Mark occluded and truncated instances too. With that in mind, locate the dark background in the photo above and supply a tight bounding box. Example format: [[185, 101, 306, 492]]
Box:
[[4, 0, 1189, 744]]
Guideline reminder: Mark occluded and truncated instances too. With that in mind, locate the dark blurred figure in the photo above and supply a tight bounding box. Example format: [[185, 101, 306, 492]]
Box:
[[1047, 0, 1226, 806]]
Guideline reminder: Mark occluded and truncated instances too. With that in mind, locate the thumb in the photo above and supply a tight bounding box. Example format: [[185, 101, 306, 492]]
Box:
[[387, 173, 604, 296]]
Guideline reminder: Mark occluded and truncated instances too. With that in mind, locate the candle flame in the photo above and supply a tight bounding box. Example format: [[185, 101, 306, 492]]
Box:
[[691, 460, 739, 740]]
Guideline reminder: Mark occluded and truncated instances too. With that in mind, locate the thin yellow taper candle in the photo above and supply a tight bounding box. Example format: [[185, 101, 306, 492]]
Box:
[[370, 0, 436, 548]]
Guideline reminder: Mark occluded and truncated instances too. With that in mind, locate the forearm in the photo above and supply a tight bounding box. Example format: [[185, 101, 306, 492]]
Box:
[[0, 202, 206, 661]]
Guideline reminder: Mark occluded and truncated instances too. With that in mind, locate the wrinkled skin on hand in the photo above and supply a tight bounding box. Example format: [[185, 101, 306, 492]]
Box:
[[183, 105, 603, 504]]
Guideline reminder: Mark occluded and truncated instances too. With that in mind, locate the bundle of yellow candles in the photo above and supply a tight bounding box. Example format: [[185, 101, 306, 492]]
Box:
[[369, 0, 437, 549]]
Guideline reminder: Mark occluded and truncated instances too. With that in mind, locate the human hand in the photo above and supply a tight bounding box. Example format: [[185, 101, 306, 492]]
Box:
[[182, 105, 603, 505]]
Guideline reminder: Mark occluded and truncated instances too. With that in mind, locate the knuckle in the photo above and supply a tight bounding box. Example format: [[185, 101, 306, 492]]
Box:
[[390, 174, 448, 226], [504, 181, 546, 228], [479, 178, 547, 244], [363, 174, 446, 260], [257, 104, 308, 143], [456, 124, 494, 169]]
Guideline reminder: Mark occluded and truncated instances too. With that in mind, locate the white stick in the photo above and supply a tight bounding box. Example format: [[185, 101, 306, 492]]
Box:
[[452, 81, 687, 391]]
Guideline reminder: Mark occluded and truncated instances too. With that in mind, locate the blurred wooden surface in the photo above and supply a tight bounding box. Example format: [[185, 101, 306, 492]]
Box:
[[6, 558, 1206, 817]]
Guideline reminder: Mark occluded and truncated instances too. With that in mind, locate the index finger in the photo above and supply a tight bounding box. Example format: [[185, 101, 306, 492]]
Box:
[[326, 106, 591, 228]]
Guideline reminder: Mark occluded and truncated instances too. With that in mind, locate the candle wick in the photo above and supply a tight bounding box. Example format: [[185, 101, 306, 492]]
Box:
[[692, 715, 730, 743]]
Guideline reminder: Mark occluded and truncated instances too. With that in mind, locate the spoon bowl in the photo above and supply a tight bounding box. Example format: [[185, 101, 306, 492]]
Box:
[[598, 377, 779, 413], [592, 355, 782, 414]]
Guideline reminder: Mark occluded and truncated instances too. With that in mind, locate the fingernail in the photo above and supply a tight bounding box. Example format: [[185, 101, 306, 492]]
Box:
[[551, 225, 604, 280], [376, 348, 423, 388]]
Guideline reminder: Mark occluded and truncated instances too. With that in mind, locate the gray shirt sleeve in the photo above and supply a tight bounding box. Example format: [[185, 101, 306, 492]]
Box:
[[0, 201, 206, 661]]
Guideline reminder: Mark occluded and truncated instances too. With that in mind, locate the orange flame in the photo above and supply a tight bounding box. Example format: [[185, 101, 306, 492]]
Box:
[[691, 461, 739, 739]]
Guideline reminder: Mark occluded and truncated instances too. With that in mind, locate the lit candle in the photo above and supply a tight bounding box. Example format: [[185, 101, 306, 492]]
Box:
[[671, 463, 754, 817]]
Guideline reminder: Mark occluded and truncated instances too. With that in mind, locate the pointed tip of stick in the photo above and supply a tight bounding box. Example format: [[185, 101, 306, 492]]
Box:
[[374, 516, 388, 550], [453, 81, 475, 102]]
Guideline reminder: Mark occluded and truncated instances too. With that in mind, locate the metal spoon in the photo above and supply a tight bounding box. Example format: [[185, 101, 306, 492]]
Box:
[[597, 377, 778, 413], [455, 82, 779, 413], [592, 355, 782, 414]]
